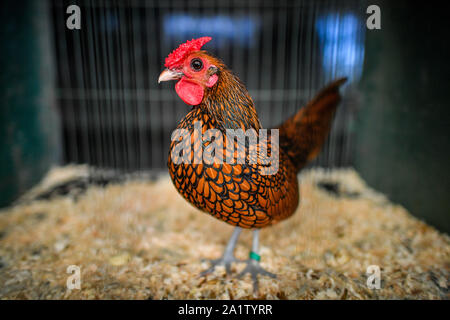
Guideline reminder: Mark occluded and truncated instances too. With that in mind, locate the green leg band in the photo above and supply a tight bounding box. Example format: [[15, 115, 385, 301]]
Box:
[[249, 251, 261, 261]]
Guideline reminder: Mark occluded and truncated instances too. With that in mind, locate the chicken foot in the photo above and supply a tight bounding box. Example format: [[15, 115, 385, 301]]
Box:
[[199, 227, 244, 276], [238, 229, 276, 294]]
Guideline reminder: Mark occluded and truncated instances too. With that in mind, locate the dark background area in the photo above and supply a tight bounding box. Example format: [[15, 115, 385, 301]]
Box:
[[355, 0, 450, 233], [0, 0, 449, 233]]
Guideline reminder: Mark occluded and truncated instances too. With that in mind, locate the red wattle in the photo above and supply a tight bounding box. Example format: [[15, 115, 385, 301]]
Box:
[[175, 77, 204, 106]]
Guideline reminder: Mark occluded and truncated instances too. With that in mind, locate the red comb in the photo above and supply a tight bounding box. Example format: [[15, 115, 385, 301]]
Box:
[[164, 37, 212, 68]]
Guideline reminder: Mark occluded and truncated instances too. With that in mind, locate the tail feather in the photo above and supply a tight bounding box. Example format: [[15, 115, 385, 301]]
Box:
[[278, 78, 347, 172]]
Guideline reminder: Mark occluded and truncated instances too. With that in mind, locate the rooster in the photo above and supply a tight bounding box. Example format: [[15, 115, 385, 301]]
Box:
[[158, 37, 346, 292]]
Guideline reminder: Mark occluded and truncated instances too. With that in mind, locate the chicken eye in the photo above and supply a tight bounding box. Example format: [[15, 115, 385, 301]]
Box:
[[190, 58, 203, 71]]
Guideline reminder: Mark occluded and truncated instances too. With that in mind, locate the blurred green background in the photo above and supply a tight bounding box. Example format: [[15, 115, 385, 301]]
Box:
[[355, 0, 450, 233], [0, 1, 61, 209]]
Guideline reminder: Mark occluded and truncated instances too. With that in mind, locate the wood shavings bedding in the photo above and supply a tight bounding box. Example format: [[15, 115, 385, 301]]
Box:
[[0, 166, 448, 299]]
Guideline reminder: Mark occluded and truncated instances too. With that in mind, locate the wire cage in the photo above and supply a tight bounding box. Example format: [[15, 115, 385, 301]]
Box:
[[49, 0, 366, 172]]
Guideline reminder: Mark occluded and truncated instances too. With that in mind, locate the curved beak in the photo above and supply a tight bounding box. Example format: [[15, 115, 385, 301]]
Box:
[[158, 69, 183, 83]]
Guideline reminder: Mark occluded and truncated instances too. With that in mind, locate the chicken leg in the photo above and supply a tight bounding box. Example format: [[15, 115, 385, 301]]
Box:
[[238, 229, 276, 293], [200, 227, 243, 276]]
